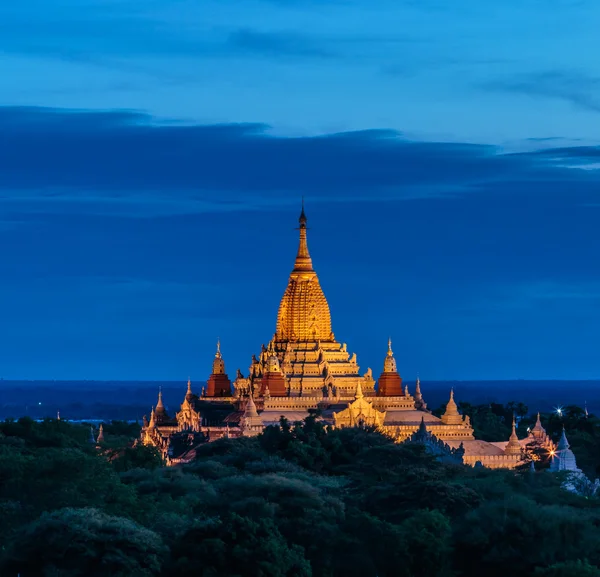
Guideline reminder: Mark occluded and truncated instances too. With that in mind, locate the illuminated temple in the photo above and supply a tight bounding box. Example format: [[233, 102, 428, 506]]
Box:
[[140, 206, 554, 468]]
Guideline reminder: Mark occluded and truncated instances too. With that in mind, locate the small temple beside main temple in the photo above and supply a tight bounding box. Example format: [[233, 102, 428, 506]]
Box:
[[140, 205, 556, 468]]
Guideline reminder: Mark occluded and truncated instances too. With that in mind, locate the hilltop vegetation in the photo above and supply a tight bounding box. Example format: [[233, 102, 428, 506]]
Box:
[[1, 405, 600, 576]]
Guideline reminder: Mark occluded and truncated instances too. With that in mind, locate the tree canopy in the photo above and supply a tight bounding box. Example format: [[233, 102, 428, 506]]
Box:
[[1, 407, 600, 576]]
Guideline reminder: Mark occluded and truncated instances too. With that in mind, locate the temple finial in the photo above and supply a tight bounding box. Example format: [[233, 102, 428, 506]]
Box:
[[505, 413, 521, 455], [216, 338, 221, 358], [292, 200, 313, 274], [383, 337, 397, 373]]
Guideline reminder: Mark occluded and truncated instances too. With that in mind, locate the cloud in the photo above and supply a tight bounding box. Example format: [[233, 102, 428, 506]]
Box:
[[226, 29, 337, 59], [481, 70, 600, 114], [0, 106, 599, 216]]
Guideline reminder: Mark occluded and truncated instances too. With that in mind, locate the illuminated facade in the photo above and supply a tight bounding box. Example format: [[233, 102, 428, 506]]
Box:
[[141, 206, 547, 469]]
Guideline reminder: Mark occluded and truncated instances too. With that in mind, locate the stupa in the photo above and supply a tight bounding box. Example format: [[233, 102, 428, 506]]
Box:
[[234, 202, 375, 399], [139, 203, 541, 470]]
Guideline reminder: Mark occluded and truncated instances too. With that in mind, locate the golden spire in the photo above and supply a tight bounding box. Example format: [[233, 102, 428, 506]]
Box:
[[185, 378, 193, 402], [292, 198, 314, 276], [414, 375, 423, 401], [383, 338, 397, 373], [213, 339, 225, 374], [276, 202, 333, 341], [156, 387, 165, 413], [505, 415, 522, 455]]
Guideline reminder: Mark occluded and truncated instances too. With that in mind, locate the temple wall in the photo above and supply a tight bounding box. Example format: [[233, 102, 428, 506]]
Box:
[[462, 454, 521, 469], [385, 423, 474, 443]]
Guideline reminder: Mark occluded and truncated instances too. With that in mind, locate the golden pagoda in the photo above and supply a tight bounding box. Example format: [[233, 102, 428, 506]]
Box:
[[139, 203, 536, 470], [234, 203, 376, 399]]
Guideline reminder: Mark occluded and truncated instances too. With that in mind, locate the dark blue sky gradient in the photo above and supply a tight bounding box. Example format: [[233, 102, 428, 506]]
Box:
[[0, 107, 599, 380], [0, 0, 599, 380]]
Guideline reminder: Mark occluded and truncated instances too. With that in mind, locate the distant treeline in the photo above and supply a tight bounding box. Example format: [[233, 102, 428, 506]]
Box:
[[1, 403, 600, 576]]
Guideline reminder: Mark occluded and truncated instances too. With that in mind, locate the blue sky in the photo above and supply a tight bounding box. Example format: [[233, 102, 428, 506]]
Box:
[[0, 0, 599, 380]]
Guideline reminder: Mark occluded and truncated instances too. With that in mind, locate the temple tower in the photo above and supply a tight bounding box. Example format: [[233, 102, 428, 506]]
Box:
[[414, 376, 427, 410], [504, 416, 522, 456], [206, 340, 232, 397], [237, 203, 375, 398], [441, 389, 463, 425], [154, 388, 168, 424], [550, 428, 581, 472], [240, 396, 264, 436], [276, 201, 333, 342], [185, 378, 194, 403], [377, 338, 404, 396], [259, 341, 288, 397]]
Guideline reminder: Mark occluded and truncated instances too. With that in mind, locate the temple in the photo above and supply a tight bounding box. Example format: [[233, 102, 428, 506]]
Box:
[[140, 205, 555, 469]]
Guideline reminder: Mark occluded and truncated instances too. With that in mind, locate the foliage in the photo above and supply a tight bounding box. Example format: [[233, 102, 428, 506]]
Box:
[[2, 406, 600, 576], [2, 507, 166, 577], [533, 560, 600, 577]]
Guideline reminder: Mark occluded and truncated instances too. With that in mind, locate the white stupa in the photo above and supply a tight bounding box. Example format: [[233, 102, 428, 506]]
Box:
[[550, 428, 581, 473]]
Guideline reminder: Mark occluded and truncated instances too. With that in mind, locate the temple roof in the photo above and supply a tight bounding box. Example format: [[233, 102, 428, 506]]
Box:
[[384, 410, 441, 425], [446, 439, 507, 457], [276, 204, 333, 342]]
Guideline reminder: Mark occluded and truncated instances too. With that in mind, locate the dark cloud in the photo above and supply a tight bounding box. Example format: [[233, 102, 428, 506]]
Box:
[[480, 70, 600, 114], [1, 106, 599, 212]]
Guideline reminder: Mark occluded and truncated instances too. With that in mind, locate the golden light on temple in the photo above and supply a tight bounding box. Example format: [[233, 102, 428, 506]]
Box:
[[276, 203, 333, 342], [138, 203, 561, 471]]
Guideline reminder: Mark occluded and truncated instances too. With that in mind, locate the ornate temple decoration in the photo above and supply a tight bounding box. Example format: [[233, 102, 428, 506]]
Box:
[[259, 341, 287, 397], [403, 417, 466, 464], [154, 388, 168, 424], [138, 204, 551, 471], [178, 380, 201, 431], [504, 416, 522, 456], [377, 338, 404, 397], [414, 377, 427, 410], [205, 340, 232, 397], [440, 389, 464, 425], [333, 383, 386, 429], [276, 202, 333, 343], [240, 396, 264, 436], [528, 412, 552, 446], [233, 205, 375, 399]]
